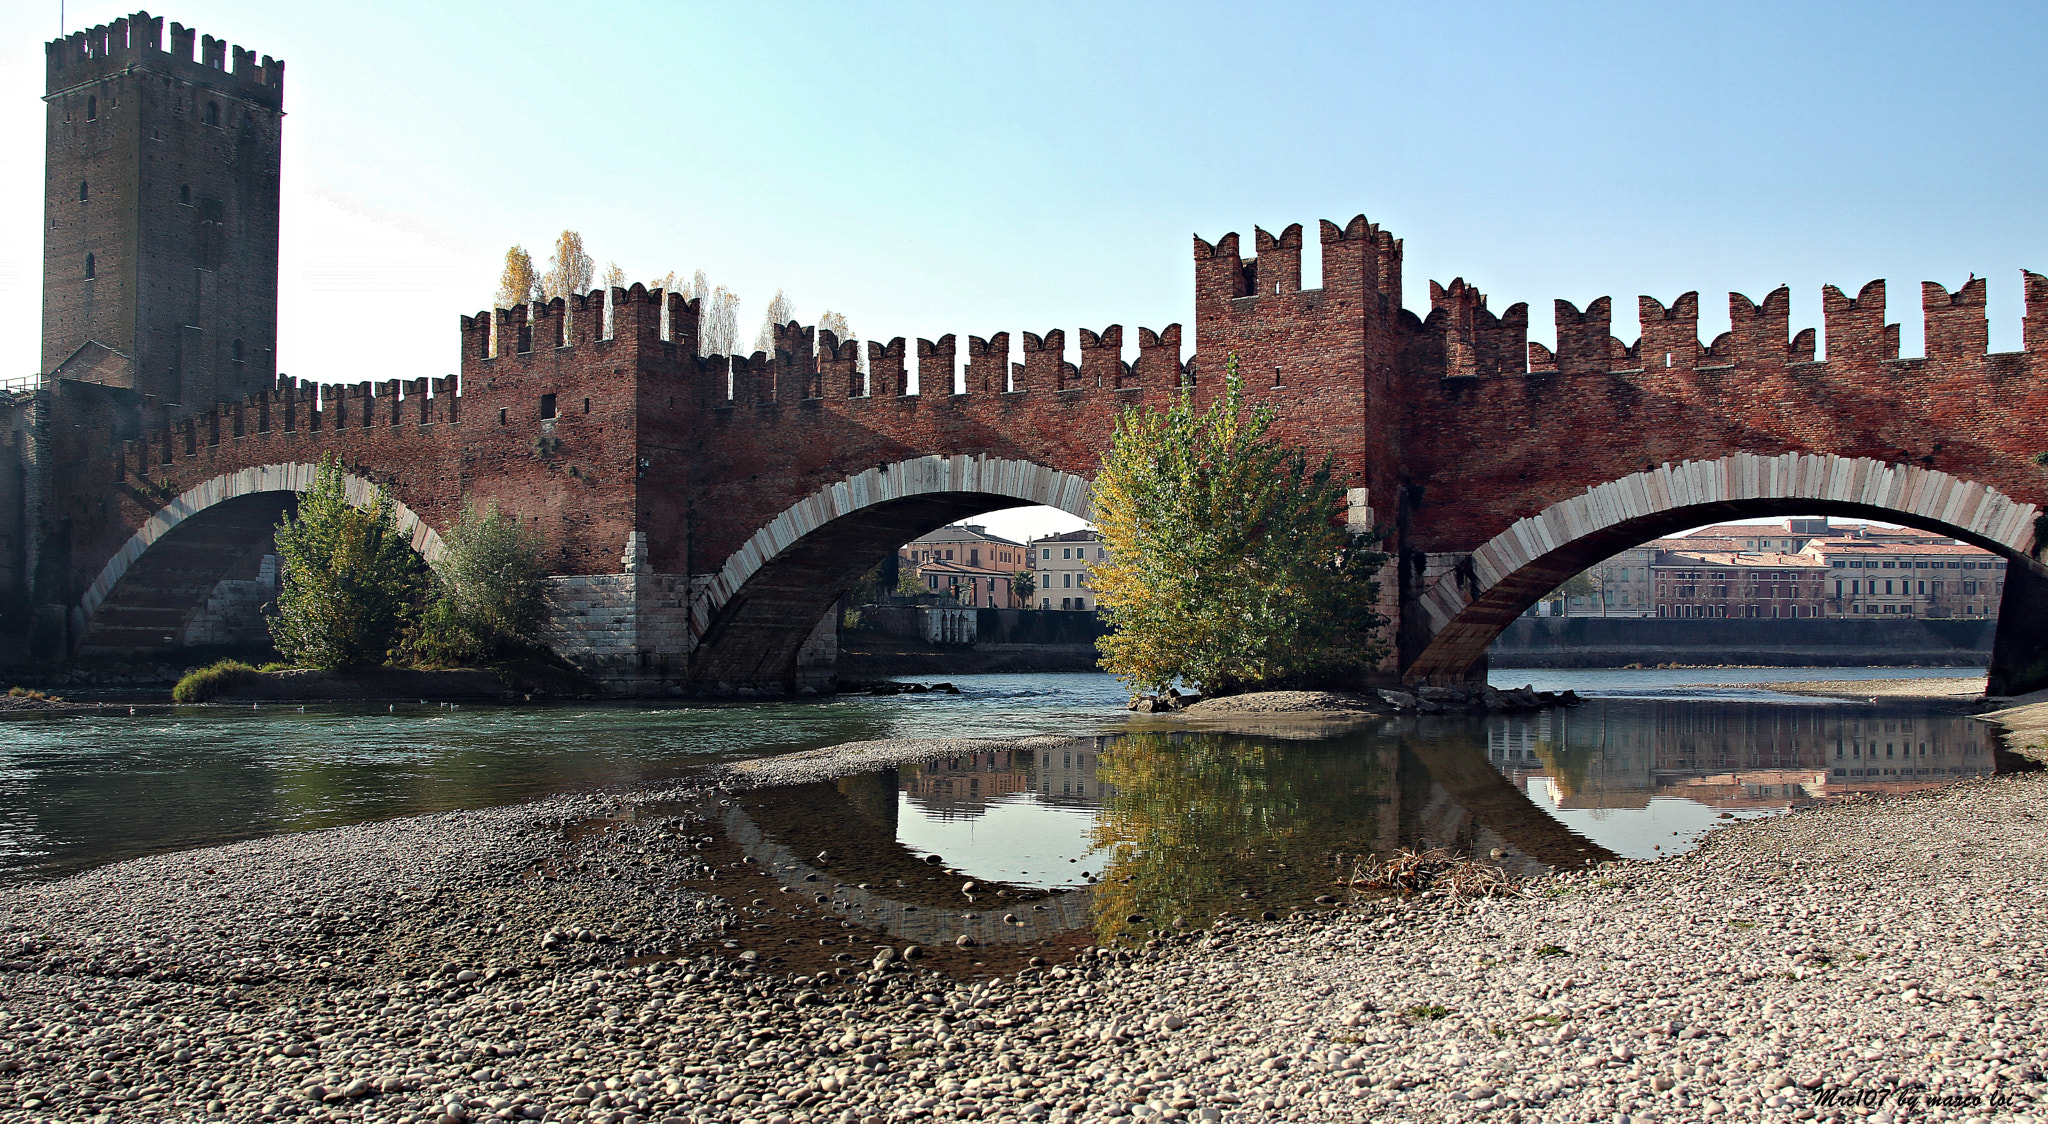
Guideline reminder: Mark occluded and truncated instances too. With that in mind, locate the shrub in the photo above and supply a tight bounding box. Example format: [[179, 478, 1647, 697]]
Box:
[[410, 499, 548, 666], [172, 659, 261, 702], [269, 455, 428, 669]]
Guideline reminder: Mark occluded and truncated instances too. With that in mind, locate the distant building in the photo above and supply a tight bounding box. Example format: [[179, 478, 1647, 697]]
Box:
[[1650, 551, 1829, 618], [899, 523, 1031, 608], [912, 560, 1029, 608], [900, 524, 1030, 572], [1031, 529, 1106, 611], [1804, 538, 2006, 619], [1562, 517, 2006, 620]]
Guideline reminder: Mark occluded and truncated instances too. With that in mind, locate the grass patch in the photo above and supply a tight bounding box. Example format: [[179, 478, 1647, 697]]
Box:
[[1524, 1014, 1565, 1027], [1729, 920, 1756, 930], [1536, 944, 1570, 958], [5, 687, 60, 702], [1402, 1004, 1452, 1021], [172, 659, 264, 703]]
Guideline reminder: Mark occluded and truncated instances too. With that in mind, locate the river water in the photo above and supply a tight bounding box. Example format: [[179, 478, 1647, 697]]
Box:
[[0, 667, 1999, 900]]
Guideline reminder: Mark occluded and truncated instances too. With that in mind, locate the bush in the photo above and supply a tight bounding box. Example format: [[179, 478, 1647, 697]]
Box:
[[1091, 356, 1388, 697], [410, 499, 548, 666], [270, 455, 428, 669], [172, 659, 262, 703]]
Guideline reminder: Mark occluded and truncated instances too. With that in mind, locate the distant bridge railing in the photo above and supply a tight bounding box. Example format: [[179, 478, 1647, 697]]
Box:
[[0, 375, 41, 395]]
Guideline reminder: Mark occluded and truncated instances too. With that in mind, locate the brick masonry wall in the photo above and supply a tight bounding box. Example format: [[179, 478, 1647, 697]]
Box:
[[34, 216, 2048, 689]]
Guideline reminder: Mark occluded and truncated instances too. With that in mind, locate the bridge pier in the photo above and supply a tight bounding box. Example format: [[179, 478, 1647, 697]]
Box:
[[1989, 562, 2048, 697]]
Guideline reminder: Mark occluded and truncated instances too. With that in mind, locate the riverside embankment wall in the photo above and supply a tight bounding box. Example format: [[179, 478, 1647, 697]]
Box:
[[1491, 617, 1993, 668]]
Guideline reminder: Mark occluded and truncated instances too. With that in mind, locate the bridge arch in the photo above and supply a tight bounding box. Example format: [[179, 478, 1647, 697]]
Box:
[[76, 463, 445, 653], [690, 455, 1093, 686], [1405, 452, 2045, 685]]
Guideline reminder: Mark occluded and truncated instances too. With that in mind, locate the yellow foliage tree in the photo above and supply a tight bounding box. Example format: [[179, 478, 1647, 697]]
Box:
[[1091, 356, 1389, 697]]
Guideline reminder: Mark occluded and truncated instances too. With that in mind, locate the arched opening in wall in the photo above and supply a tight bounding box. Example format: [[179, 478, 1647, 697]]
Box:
[[689, 461, 1094, 688], [83, 254, 94, 280], [74, 492, 299, 657], [1406, 476, 2040, 692]]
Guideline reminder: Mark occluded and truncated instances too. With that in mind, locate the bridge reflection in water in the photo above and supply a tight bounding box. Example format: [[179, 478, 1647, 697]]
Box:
[[710, 699, 2002, 961]]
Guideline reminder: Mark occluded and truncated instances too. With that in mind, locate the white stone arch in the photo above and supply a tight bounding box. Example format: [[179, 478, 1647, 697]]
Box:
[[79, 462, 446, 622], [1407, 452, 2043, 682], [693, 454, 1093, 634]]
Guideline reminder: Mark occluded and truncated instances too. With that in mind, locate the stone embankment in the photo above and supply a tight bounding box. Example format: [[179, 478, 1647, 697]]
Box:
[[2, 726, 2043, 1123]]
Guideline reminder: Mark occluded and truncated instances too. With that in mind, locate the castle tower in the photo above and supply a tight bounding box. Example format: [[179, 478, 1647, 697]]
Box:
[[41, 12, 283, 420]]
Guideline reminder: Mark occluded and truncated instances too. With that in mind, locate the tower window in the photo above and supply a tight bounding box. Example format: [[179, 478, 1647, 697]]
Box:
[[179, 184, 191, 205], [232, 339, 244, 362], [204, 102, 220, 127], [79, 180, 88, 202], [86, 96, 97, 121], [540, 394, 557, 419], [84, 254, 95, 280]]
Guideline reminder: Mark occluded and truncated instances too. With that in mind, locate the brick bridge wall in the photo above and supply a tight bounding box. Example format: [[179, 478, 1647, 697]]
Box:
[[22, 215, 2048, 692]]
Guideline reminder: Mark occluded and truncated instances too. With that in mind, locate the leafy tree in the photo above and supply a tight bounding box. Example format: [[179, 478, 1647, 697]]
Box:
[[412, 499, 549, 665], [269, 456, 427, 669], [753, 288, 797, 355], [895, 563, 930, 599], [1011, 571, 1036, 603], [1547, 568, 1599, 613], [1091, 356, 1389, 697], [692, 270, 742, 357], [540, 230, 595, 301], [494, 245, 538, 310]]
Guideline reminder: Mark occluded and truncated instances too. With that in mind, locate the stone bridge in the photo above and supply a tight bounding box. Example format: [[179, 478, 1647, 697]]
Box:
[[11, 213, 2048, 694]]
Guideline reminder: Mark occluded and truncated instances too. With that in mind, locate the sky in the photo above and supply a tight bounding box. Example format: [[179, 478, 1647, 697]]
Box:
[[4, 1, 2042, 542]]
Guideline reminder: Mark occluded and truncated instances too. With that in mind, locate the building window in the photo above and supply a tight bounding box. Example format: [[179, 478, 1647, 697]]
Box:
[[582, 397, 590, 414], [180, 184, 191, 205], [540, 394, 557, 419], [498, 407, 508, 425], [204, 101, 220, 127], [79, 180, 88, 202], [87, 96, 97, 120], [232, 339, 243, 362], [84, 253, 94, 279]]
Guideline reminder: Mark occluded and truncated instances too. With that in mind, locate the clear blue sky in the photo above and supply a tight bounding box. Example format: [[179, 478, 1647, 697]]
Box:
[[3, 1, 2042, 539]]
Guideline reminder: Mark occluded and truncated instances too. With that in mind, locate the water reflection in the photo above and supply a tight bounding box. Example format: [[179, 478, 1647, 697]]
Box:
[[725, 697, 1999, 951]]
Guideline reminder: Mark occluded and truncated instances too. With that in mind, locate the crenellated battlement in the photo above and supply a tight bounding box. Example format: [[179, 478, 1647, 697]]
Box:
[[1196, 214, 1403, 309], [116, 372, 466, 481], [1414, 272, 2046, 390], [46, 12, 283, 105]]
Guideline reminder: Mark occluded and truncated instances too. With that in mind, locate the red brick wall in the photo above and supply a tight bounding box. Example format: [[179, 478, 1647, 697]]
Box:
[[43, 215, 2048, 682]]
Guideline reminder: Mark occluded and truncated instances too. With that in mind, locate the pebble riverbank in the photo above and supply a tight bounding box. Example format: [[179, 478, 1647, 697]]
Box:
[[1, 730, 2045, 1124]]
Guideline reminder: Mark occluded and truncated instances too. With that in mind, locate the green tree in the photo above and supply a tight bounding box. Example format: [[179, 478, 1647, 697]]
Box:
[[1011, 570, 1036, 604], [1091, 356, 1389, 697], [1545, 568, 1598, 614], [895, 563, 929, 599], [270, 456, 427, 669], [412, 499, 549, 665]]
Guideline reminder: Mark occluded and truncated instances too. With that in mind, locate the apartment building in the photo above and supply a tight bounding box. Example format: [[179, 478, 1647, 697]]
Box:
[[1032, 529, 1107, 611]]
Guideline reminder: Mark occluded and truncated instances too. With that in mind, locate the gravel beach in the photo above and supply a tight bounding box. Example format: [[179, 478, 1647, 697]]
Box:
[[2, 720, 2045, 1124]]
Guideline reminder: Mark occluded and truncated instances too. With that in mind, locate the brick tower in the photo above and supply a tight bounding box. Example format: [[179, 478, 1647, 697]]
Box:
[[41, 12, 283, 421]]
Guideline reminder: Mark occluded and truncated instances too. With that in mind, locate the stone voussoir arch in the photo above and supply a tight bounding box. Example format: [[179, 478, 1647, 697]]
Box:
[[1407, 451, 2045, 683], [79, 462, 447, 623], [693, 454, 1094, 636]]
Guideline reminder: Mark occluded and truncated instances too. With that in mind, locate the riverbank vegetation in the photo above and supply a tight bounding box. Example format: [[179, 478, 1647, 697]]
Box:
[[1092, 357, 1388, 698], [270, 456, 427, 669]]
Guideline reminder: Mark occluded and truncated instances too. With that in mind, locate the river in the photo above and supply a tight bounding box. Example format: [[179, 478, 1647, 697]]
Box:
[[0, 666, 1996, 898]]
